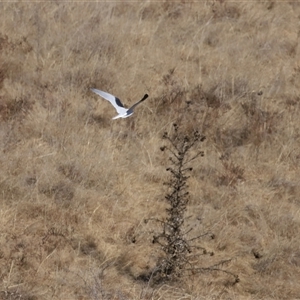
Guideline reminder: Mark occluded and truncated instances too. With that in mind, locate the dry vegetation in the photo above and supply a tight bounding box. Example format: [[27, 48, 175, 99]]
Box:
[[0, 1, 300, 299]]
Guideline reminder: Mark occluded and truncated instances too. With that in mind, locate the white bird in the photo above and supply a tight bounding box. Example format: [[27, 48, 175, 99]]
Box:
[[91, 88, 149, 120]]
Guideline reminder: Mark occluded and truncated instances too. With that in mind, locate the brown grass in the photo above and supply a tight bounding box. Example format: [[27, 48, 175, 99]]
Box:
[[0, 1, 300, 299]]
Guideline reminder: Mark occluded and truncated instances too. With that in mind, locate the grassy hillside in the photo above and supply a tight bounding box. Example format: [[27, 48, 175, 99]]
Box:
[[1, 1, 300, 299]]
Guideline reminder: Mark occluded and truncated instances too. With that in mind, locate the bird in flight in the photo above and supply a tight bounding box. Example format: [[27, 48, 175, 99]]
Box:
[[91, 88, 149, 120]]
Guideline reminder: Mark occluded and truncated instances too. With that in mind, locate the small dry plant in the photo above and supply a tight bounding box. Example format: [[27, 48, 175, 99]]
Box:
[[148, 123, 239, 284]]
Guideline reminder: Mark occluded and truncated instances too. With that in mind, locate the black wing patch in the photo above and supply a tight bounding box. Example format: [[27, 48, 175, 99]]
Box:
[[115, 97, 125, 108], [141, 94, 148, 102]]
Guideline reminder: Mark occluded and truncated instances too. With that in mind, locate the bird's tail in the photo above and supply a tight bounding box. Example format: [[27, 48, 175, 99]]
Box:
[[112, 114, 123, 120]]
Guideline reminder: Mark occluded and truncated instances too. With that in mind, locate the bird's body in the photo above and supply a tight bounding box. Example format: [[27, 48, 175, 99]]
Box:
[[91, 88, 148, 119]]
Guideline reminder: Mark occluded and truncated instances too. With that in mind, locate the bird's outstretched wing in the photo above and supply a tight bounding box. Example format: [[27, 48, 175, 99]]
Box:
[[127, 94, 149, 113], [91, 88, 127, 115]]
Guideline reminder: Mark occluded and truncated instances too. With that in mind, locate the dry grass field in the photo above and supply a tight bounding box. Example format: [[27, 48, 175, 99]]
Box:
[[1, 1, 300, 299]]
